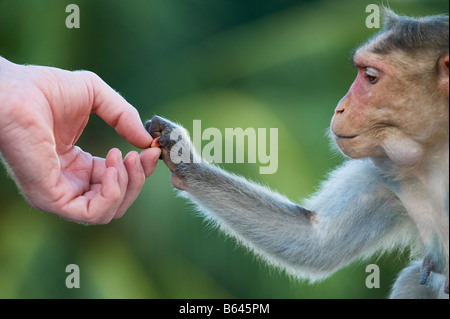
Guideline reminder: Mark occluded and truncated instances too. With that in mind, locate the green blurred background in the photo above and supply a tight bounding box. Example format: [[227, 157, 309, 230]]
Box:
[[0, 0, 448, 299]]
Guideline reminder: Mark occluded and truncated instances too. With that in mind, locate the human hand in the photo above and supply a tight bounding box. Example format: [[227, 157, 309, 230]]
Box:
[[0, 57, 161, 224]]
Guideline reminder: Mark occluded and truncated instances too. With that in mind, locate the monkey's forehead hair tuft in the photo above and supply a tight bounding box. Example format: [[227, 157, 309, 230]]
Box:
[[366, 7, 448, 57]]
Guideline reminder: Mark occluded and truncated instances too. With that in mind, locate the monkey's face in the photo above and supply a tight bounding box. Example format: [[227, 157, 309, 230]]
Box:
[[331, 48, 449, 165], [331, 50, 395, 159]]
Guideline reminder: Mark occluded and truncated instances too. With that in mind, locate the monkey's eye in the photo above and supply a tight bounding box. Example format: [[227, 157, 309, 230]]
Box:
[[366, 74, 378, 84], [365, 67, 379, 84]]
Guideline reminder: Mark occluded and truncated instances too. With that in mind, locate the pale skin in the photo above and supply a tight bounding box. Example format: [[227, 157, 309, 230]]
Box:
[[0, 56, 161, 224]]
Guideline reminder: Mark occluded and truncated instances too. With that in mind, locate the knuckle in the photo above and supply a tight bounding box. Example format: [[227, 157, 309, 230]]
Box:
[[78, 70, 100, 82], [79, 212, 99, 225], [97, 215, 114, 225], [82, 211, 113, 225], [144, 120, 152, 132], [110, 188, 122, 202], [158, 135, 170, 146]]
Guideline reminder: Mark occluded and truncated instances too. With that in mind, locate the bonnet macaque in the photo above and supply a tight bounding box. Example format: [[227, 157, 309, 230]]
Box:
[[146, 9, 449, 298]]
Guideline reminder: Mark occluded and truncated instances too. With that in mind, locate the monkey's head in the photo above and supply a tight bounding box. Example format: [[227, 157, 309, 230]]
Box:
[[331, 9, 449, 167]]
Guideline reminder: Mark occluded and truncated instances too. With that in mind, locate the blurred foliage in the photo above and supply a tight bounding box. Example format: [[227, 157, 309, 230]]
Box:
[[0, 0, 448, 299]]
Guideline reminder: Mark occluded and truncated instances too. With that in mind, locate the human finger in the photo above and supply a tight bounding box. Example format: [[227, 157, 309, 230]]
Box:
[[140, 147, 162, 178], [81, 71, 152, 149], [113, 151, 146, 219]]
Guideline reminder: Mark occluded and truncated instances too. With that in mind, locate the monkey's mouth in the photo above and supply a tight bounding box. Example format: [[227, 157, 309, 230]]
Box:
[[334, 134, 358, 140]]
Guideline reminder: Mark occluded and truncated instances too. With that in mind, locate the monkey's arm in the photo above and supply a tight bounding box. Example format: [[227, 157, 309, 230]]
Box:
[[147, 116, 417, 281], [181, 160, 415, 280]]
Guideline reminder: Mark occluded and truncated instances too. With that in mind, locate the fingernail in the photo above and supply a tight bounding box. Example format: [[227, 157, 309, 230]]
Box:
[[117, 150, 123, 162]]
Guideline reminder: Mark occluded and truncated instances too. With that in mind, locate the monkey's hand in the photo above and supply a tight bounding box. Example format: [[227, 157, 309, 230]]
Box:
[[145, 116, 200, 190], [445, 276, 449, 294], [419, 255, 434, 286], [420, 254, 449, 294]]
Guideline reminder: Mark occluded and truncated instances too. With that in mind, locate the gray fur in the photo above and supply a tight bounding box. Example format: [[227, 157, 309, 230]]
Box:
[[369, 8, 449, 55], [391, 262, 448, 299], [181, 159, 418, 281], [145, 8, 449, 299], [146, 116, 448, 298]]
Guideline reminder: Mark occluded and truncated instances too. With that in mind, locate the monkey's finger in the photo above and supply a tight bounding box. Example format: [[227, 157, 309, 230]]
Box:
[[150, 116, 164, 139], [419, 255, 434, 285], [157, 134, 172, 148], [147, 116, 164, 139], [147, 115, 177, 139], [445, 276, 449, 294], [144, 120, 153, 137], [159, 142, 179, 173]]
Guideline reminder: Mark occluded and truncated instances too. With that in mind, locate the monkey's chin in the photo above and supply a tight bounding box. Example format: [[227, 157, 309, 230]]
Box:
[[334, 135, 373, 159]]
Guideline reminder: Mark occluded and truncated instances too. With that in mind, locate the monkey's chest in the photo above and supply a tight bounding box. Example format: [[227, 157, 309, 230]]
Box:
[[399, 186, 449, 273]]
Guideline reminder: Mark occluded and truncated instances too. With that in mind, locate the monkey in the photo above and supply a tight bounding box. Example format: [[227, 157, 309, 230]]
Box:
[[145, 9, 449, 299]]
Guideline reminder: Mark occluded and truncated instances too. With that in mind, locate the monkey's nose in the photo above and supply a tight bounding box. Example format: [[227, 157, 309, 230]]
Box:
[[335, 94, 349, 115], [335, 106, 345, 115]]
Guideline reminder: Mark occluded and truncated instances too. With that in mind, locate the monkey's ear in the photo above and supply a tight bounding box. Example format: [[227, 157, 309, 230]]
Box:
[[438, 54, 449, 98]]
